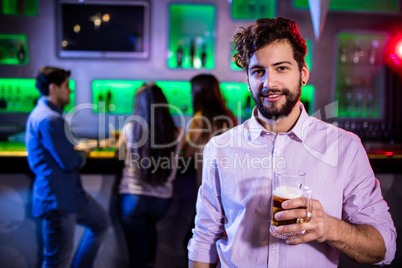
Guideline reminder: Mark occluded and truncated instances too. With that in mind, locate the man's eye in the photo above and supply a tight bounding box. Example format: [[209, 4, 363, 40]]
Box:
[[277, 66, 288, 71], [252, 69, 264, 75]]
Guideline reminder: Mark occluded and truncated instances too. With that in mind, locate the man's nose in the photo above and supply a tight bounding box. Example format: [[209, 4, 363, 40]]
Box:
[[264, 72, 279, 89]]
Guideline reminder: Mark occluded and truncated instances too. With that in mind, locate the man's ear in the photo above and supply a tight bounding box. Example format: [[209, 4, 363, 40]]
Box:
[[48, 83, 57, 96], [301, 64, 310, 84]]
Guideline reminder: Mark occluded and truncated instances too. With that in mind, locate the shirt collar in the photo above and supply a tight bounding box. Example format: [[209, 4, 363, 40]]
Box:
[[247, 102, 309, 141], [39, 96, 63, 114]]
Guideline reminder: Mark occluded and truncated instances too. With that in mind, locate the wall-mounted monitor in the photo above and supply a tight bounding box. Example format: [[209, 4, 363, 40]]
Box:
[[57, 0, 150, 59]]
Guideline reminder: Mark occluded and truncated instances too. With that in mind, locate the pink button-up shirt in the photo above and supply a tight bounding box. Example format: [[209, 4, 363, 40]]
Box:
[[188, 105, 396, 268]]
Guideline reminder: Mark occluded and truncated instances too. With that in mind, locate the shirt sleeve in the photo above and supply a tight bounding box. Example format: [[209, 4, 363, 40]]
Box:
[[187, 142, 225, 264], [342, 138, 396, 265], [39, 116, 85, 171]]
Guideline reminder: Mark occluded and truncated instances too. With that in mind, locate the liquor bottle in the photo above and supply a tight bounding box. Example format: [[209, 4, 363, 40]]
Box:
[[190, 38, 196, 67], [98, 93, 105, 113], [176, 40, 183, 67], [201, 43, 207, 67], [339, 41, 347, 64], [17, 0, 25, 14], [345, 92, 353, 114], [366, 93, 374, 113], [369, 40, 378, 65], [17, 44, 25, 63], [355, 92, 363, 115], [0, 85, 7, 109], [106, 89, 112, 112], [353, 40, 362, 64]]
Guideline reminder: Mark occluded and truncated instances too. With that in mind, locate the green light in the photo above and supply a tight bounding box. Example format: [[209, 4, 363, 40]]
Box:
[[300, 84, 315, 115], [231, 0, 276, 20], [334, 32, 387, 119], [2, 0, 38, 15], [156, 81, 193, 116], [0, 34, 29, 65], [0, 78, 75, 113], [220, 82, 251, 118], [168, 4, 215, 69], [293, 0, 399, 13], [92, 80, 145, 114]]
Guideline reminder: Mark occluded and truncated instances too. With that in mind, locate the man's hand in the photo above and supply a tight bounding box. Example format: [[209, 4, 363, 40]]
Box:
[[275, 197, 333, 244], [274, 197, 386, 264]]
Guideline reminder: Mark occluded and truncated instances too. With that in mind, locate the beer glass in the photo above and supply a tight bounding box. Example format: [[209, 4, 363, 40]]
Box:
[[270, 169, 312, 239]]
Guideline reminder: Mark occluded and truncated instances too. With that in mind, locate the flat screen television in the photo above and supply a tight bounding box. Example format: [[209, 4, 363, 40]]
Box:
[[57, 0, 150, 59]]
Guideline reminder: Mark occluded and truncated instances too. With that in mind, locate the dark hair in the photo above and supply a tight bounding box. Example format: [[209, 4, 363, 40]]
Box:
[[35, 66, 71, 96], [232, 17, 307, 72], [130, 83, 177, 185], [190, 74, 238, 135]]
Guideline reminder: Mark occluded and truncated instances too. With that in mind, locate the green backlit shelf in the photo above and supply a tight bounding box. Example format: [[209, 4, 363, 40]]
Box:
[[231, 0, 276, 20], [0, 78, 76, 113], [2, 0, 38, 15], [91, 80, 315, 117], [168, 4, 215, 69], [293, 0, 399, 13], [92, 80, 145, 114], [334, 32, 388, 119], [0, 34, 29, 65]]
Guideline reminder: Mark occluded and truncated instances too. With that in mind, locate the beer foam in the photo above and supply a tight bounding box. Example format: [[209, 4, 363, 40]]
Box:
[[273, 185, 302, 199]]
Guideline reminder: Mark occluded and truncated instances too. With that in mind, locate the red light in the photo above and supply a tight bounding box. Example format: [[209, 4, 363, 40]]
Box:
[[385, 35, 402, 73], [397, 41, 402, 59], [385, 151, 393, 156]]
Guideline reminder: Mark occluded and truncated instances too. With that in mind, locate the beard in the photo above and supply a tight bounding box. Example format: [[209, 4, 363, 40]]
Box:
[[251, 81, 301, 120]]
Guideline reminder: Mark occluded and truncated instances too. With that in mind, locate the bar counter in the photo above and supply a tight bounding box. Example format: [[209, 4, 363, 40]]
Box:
[[1, 141, 402, 174]]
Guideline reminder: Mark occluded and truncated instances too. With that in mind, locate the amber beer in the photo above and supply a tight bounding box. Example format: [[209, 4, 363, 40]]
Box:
[[270, 169, 312, 239], [271, 185, 304, 227]]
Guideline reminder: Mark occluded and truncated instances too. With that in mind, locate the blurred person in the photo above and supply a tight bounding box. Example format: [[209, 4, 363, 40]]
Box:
[[182, 74, 238, 187], [25, 66, 110, 268], [117, 82, 184, 268], [187, 17, 396, 267], [155, 74, 238, 267]]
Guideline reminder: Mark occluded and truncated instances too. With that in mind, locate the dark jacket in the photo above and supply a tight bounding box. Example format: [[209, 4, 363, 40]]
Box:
[[25, 97, 87, 217]]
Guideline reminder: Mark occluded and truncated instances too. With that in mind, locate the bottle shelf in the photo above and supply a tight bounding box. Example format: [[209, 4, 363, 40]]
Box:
[[0, 78, 76, 113], [91, 80, 316, 118], [293, 0, 399, 13], [334, 32, 388, 119], [231, 0, 276, 20], [0, 34, 29, 65], [2, 0, 38, 16], [168, 4, 215, 69]]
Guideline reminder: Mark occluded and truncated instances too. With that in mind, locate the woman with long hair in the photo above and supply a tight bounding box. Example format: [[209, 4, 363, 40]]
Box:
[[117, 82, 184, 268], [183, 73, 238, 186]]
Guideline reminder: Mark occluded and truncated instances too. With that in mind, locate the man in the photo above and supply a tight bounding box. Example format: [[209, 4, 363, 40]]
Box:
[[187, 18, 396, 267], [25, 66, 110, 268]]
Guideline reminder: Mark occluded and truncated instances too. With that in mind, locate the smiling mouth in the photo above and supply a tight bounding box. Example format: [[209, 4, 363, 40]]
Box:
[[267, 93, 281, 98]]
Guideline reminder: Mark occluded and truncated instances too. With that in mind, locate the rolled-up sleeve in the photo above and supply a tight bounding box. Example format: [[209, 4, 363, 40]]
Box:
[[343, 139, 397, 265], [188, 143, 226, 264]]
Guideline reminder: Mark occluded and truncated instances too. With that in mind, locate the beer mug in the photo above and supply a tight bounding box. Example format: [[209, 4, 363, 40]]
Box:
[[270, 169, 312, 239]]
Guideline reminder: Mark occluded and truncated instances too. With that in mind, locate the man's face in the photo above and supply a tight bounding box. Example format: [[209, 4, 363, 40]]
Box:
[[54, 77, 71, 108], [247, 40, 309, 120]]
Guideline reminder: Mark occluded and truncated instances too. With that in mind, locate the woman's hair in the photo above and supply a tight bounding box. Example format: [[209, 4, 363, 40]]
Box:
[[130, 83, 177, 185], [35, 66, 71, 95], [232, 17, 307, 72], [190, 74, 238, 135]]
